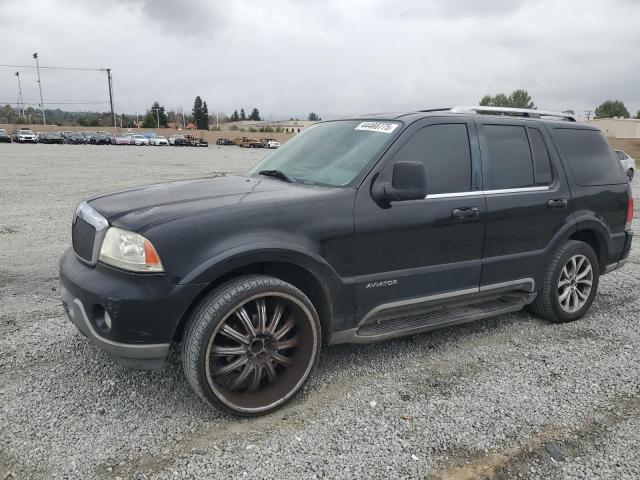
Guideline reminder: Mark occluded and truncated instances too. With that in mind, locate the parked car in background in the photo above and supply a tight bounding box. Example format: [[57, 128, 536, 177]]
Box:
[[38, 132, 64, 144], [81, 132, 96, 142], [216, 138, 234, 145], [169, 134, 189, 146], [142, 132, 157, 142], [267, 140, 281, 149], [132, 134, 150, 146], [149, 135, 169, 146], [111, 135, 132, 145], [615, 150, 636, 182], [89, 134, 111, 145], [13, 128, 37, 143], [185, 135, 208, 147], [61, 131, 74, 141], [65, 133, 86, 144], [0, 128, 11, 143]]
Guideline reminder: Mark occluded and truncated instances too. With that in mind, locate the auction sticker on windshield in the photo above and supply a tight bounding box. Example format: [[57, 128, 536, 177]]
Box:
[[355, 122, 399, 134]]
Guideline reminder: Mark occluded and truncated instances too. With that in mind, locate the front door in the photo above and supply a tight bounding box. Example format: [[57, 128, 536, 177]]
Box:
[[353, 118, 486, 323]]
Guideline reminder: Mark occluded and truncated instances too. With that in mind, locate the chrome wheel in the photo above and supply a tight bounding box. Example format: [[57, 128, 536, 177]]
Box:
[[557, 254, 593, 313], [204, 292, 318, 413]]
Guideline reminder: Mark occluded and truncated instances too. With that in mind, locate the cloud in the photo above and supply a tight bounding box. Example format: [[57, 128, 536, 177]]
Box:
[[0, 0, 638, 118]]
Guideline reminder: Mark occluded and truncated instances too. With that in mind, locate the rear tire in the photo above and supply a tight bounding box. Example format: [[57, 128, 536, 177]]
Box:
[[182, 275, 321, 416], [627, 169, 634, 182], [529, 240, 599, 323]]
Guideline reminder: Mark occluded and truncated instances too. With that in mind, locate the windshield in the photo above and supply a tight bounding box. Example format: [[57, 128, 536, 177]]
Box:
[[249, 120, 400, 187]]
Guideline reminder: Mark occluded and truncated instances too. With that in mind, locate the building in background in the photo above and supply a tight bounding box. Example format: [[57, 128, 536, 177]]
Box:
[[588, 118, 640, 138]]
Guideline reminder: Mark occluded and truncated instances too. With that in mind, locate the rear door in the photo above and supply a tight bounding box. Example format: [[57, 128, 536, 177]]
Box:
[[476, 118, 573, 287], [353, 117, 486, 322]]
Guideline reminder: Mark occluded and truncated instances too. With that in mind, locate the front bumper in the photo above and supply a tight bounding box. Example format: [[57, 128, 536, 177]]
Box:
[[59, 249, 204, 369]]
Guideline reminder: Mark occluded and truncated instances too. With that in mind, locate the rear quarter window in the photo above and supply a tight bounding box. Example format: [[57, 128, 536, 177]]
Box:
[[552, 128, 626, 186]]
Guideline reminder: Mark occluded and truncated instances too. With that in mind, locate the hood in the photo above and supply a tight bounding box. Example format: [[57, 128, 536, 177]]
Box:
[[88, 175, 345, 231]]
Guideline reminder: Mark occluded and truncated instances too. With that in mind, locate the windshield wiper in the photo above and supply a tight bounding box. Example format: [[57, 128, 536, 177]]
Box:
[[258, 169, 294, 183]]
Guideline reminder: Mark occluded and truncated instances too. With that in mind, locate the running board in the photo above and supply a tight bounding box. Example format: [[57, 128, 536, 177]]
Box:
[[331, 292, 535, 344]]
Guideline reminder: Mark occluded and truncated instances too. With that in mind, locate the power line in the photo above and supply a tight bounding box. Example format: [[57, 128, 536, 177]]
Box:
[[0, 99, 110, 105], [0, 63, 106, 72]]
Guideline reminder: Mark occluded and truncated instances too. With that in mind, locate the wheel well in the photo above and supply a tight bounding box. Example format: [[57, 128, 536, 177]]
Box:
[[569, 229, 606, 268], [172, 262, 333, 343]]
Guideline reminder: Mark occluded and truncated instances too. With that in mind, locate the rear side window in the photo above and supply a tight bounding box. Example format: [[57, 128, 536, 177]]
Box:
[[393, 123, 472, 194], [483, 125, 534, 189], [553, 129, 626, 186], [528, 128, 553, 185]]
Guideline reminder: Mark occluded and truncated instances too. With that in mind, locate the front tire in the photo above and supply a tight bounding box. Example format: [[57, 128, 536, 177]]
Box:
[[530, 240, 600, 323], [182, 275, 321, 416]]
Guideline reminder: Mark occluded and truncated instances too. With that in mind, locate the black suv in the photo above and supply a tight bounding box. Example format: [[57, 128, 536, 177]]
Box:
[[59, 107, 633, 416]]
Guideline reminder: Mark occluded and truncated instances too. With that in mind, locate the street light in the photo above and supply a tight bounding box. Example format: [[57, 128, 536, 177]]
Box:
[[33, 52, 46, 124], [14, 72, 25, 119]]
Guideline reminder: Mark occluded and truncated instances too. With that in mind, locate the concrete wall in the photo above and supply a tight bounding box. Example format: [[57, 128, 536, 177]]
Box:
[[0, 124, 296, 144], [588, 119, 640, 139]]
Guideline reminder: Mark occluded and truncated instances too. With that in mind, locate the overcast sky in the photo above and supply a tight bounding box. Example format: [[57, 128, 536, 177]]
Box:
[[1, 0, 638, 120]]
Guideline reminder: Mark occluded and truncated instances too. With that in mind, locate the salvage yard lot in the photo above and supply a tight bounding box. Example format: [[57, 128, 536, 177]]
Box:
[[1, 143, 639, 479]]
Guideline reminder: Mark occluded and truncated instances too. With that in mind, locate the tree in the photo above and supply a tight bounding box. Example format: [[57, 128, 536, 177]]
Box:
[[594, 100, 630, 119], [240, 108, 246, 121], [230, 110, 239, 122], [202, 101, 209, 129], [308, 112, 321, 121], [635, 110, 640, 120], [192, 96, 209, 130], [141, 101, 168, 128], [248, 108, 261, 121], [478, 89, 535, 109]]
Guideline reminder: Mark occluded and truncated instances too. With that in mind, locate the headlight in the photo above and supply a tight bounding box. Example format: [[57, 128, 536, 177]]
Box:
[[99, 227, 164, 272]]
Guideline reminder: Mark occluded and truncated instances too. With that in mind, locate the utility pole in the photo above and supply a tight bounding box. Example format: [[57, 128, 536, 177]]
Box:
[[106, 68, 116, 127], [14, 72, 25, 119], [32, 52, 45, 124], [153, 108, 160, 128]]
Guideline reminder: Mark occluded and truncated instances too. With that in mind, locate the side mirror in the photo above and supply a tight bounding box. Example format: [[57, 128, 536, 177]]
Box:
[[372, 161, 427, 203]]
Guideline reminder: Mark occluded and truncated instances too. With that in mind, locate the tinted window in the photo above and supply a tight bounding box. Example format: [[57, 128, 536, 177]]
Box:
[[483, 125, 533, 189], [528, 128, 552, 185], [250, 120, 400, 187], [392, 124, 471, 194], [553, 129, 626, 186], [615, 150, 626, 160]]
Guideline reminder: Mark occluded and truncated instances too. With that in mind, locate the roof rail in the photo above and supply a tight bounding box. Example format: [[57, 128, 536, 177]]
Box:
[[449, 106, 576, 122]]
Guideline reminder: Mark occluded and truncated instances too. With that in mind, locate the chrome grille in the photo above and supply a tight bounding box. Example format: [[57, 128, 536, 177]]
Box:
[[72, 216, 96, 262]]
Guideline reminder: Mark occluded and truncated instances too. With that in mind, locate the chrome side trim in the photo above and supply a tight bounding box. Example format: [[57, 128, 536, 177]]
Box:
[[479, 278, 535, 293], [425, 186, 549, 200], [483, 186, 549, 195], [359, 278, 535, 325], [359, 287, 479, 325]]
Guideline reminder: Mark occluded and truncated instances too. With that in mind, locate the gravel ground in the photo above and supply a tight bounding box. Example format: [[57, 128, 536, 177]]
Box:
[[0, 143, 638, 480]]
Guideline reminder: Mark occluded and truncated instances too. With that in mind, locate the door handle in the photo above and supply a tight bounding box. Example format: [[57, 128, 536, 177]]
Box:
[[547, 198, 568, 209], [451, 207, 480, 221]]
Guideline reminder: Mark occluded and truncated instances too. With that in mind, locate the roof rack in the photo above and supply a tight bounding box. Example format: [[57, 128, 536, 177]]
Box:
[[449, 106, 576, 122]]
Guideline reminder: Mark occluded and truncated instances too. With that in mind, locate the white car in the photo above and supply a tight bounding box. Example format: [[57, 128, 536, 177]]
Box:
[[266, 140, 281, 149], [132, 134, 150, 146], [615, 150, 636, 182], [150, 135, 169, 146], [13, 128, 37, 143]]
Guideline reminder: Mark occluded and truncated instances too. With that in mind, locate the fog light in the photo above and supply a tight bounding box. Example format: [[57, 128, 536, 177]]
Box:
[[104, 310, 112, 329]]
